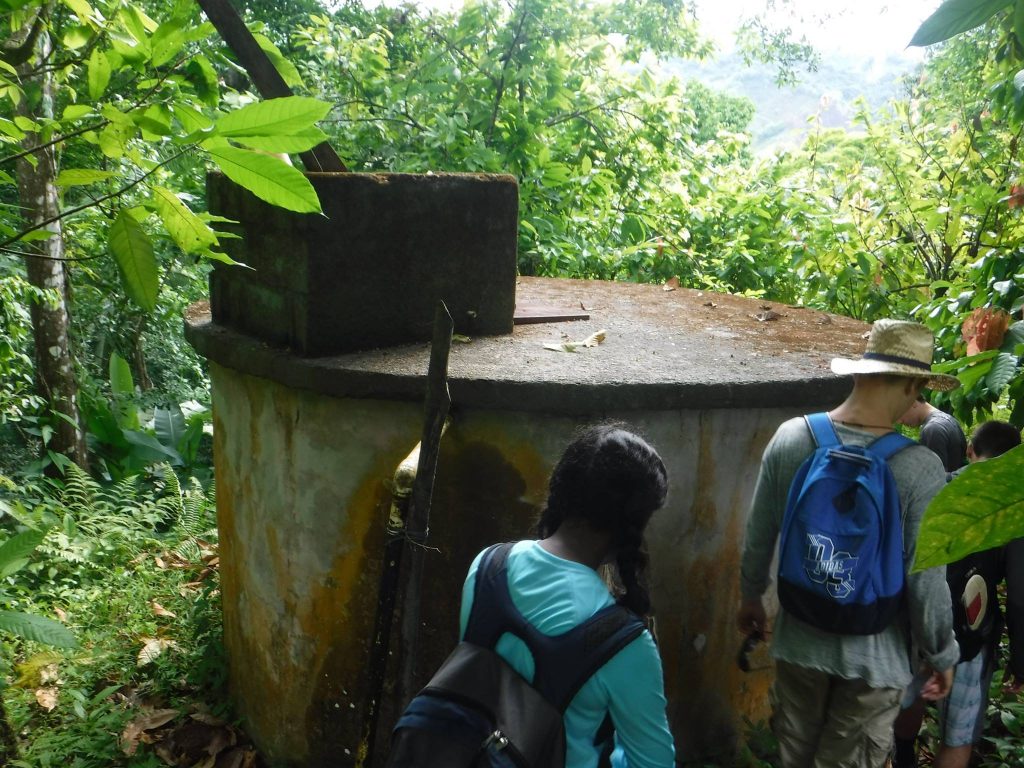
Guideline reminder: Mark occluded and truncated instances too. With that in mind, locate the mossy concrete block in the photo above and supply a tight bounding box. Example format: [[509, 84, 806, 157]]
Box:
[[208, 171, 518, 356]]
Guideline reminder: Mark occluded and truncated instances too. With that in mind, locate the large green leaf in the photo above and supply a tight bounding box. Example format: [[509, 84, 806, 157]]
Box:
[[56, 169, 115, 187], [909, 0, 1011, 47], [914, 445, 1024, 571], [151, 20, 186, 67], [231, 127, 329, 154], [122, 429, 182, 465], [109, 352, 134, 398], [87, 48, 110, 101], [253, 32, 303, 88], [109, 210, 159, 310], [985, 352, 1019, 392], [154, 405, 186, 452], [214, 96, 330, 138], [0, 610, 77, 648], [0, 528, 47, 578], [207, 146, 321, 213], [153, 186, 217, 254]]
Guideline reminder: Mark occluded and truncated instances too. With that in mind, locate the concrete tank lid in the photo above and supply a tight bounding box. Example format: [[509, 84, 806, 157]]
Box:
[[185, 276, 870, 414]]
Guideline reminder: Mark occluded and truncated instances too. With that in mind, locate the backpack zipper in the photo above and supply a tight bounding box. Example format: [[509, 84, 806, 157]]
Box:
[[482, 730, 510, 751]]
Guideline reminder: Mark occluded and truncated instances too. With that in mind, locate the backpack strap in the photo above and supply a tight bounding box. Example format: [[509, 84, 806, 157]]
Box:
[[534, 604, 645, 712], [462, 542, 646, 713], [868, 431, 916, 461], [463, 542, 519, 649], [805, 412, 840, 448]]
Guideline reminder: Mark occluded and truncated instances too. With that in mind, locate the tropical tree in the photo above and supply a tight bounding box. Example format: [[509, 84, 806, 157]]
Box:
[[0, 0, 330, 471]]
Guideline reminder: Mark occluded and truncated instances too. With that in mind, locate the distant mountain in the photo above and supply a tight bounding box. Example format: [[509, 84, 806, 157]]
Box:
[[666, 51, 922, 153]]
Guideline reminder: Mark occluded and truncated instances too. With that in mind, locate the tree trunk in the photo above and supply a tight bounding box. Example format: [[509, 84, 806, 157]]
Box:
[[15, 25, 88, 469]]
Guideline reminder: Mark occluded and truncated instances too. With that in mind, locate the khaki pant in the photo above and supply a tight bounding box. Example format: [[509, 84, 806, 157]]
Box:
[[771, 660, 903, 768]]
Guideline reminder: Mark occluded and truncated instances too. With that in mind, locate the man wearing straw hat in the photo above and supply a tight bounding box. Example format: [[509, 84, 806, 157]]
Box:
[[737, 319, 961, 768]]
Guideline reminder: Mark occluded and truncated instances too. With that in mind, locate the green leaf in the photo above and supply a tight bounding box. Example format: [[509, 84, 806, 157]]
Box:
[[151, 20, 186, 67], [909, 0, 1011, 47], [98, 121, 134, 159], [122, 429, 182, 465], [154, 405, 186, 451], [0, 610, 77, 648], [87, 48, 110, 101], [214, 96, 331, 138], [958, 358, 995, 390], [985, 352, 1019, 392], [63, 24, 92, 50], [1016, 0, 1024, 44], [172, 102, 213, 134], [55, 169, 115, 187], [119, 5, 156, 42], [931, 349, 999, 373], [253, 32, 303, 88], [62, 0, 93, 21], [914, 445, 1024, 570], [230, 126, 329, 153], [1003, 321, 1024, 352], [152, 186, 217, 254], [0, 528, 47, 577], [109, 210, 159, 310], [61, 103, 93, 121], [109, 352, 134, 397], [184, 55, 219, 107], [207, 146, 321, 213], [132, 104, 172, 136]]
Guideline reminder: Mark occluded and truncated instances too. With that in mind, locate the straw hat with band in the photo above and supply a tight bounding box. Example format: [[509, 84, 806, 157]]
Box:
[[830, 319, 960, 391]]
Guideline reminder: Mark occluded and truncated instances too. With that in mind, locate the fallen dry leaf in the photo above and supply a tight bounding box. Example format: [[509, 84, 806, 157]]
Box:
[[662, 276, 680, 292], [35, 687, 58, 711], [542, 329, 607, 353], [138, 638, 178, 667], [151, 601, 177, 619], [579, 301, 591, 311], [121, 708, 179, 756], [53, 606, 67, 622], [703, 301, 717, 308], [752, 310, 782, 322], [816, 314, 833, 324]]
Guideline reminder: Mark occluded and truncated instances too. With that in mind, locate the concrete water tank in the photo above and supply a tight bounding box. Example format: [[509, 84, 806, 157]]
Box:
[[186, 173, 870, 766]]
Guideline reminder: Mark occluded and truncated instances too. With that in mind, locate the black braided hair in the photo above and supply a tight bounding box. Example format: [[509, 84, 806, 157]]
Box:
[[536, 424, 668, 616]]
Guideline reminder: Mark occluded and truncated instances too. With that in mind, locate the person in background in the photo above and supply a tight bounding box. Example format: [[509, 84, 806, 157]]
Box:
[[892, 420, 1024, 768], [738, 319, 960, 768], [898, 395, 967, 473]]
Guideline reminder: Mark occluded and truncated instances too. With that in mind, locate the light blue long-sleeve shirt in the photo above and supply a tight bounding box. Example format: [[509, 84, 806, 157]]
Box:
[[459, 540, 676, 768]]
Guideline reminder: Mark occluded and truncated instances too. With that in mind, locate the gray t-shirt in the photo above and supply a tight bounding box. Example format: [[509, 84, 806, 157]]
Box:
[[740, 416, 959, 689], [920, 408, 967, 473]]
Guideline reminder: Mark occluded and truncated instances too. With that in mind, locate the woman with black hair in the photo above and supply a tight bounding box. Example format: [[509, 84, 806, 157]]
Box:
[[458, 425, 676, 768]]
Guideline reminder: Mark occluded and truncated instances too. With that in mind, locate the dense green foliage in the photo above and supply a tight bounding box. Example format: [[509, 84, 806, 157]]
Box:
[[0, 465, 221, 767]]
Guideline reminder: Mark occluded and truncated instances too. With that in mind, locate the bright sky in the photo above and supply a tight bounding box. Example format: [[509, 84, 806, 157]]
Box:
[[392, 0, 943, 62], [692, 0, 940, 60]]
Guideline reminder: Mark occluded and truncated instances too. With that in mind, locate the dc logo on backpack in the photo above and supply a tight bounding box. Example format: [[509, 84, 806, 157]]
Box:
[[777, 413, 913, 635]]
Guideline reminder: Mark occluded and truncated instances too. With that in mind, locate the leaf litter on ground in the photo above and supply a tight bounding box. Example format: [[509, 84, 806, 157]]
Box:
[[543, 329, 607, 353]]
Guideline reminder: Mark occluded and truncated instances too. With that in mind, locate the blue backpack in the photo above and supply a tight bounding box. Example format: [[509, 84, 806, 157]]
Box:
[[777, 413, 914, 635], [386, 543, 645, 767]]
